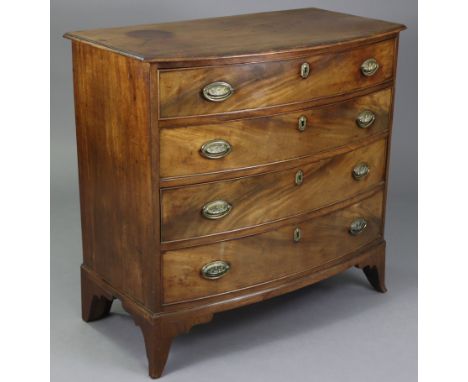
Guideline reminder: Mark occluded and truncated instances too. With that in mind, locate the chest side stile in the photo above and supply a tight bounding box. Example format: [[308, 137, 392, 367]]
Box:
[[381, 36, 401, 235], [72, 41, 158, 310], [149, 63, 163, 312]]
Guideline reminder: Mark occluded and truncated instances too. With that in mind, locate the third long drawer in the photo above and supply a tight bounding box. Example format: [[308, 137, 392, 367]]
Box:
[[161, 138, 387, 243]]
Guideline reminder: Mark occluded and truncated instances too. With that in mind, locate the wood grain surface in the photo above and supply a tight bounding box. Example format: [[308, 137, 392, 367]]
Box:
[[156, 82, 393, 130], [158, 39, 395, 118], [163, 190, 384, 304], [160, 88, 392, 179], [66, 8, 405, 378], [161, 139, 387, 242], [72, 42, 158, 307]]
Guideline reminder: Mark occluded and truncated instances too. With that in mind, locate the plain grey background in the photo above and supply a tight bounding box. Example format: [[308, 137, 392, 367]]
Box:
[[51, 1, 417, 381]]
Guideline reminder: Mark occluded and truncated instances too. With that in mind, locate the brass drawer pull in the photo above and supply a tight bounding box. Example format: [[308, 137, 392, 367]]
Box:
[[356, 110, 376, 128], [202, 200, 232, 219], [293, 227, 302, 243], [352, 162, 370, 180], [360, 58, 380, 76], [300, 62, 310, 78], [201, 260, 231, 280], [349, 218, 368, 236], [200, 139, 232, 159], [298, 115, 308, 132], [295, 170, 304, 185], [202, 81, 234, 102]]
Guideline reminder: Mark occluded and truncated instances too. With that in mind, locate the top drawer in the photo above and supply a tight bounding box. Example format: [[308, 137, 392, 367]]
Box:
[[159, 39, 395, 119]]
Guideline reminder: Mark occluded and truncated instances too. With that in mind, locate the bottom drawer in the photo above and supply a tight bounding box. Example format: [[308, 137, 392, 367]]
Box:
[[163, 191, 384, 304]]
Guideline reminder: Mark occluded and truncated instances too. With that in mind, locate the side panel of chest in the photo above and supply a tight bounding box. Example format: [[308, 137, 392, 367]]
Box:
[[72, 42, 159, 308]]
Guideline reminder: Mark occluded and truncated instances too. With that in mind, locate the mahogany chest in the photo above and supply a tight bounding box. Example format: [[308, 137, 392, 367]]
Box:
[[64, 8, 405, 378]]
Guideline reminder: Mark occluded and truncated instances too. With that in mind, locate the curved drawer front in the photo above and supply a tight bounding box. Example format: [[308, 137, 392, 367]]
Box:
[[161, 139, 387, 242], [160, 88, 391, 179], [163, 191, 384, 304], [159, 39, 395, 118]]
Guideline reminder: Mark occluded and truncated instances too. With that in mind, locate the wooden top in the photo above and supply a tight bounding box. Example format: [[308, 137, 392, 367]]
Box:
[[64, 8, 405, 62]]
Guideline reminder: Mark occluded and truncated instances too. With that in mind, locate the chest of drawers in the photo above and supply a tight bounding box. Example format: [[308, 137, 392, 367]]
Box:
[[64, 8, 405, 378]]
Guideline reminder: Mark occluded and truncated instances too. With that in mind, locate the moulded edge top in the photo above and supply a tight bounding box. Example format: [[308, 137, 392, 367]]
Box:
[[63, 7, 406, 63]]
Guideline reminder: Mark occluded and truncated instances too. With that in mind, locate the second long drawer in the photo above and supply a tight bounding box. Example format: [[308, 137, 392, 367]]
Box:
[[160, 88, 392, 180], [161, 138, 387, 243]]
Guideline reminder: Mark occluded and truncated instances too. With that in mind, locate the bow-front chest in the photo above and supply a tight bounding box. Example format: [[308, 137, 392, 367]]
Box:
[[64, 7, 405, 378]]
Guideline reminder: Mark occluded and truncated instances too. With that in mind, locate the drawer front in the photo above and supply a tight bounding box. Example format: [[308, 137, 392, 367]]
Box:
[[163, 191, 384, 304], [159, 39, 395, 118], [161, 139, 386, 242], [161, 88, 391, 179]]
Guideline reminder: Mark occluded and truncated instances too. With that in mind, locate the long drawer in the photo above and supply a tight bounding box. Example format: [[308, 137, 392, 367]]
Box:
[[158, 39, 395, 118], [161, 139, 387, 242], [160, 88, 391, 179], [163, 190, 384, 304]]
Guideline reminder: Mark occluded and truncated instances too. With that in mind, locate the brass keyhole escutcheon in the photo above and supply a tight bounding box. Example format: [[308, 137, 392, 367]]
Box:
[[298, 115, 307, 132], [300, 62, 310, 79], [293, 227, 302, 243], [295, 170, 304, 185]]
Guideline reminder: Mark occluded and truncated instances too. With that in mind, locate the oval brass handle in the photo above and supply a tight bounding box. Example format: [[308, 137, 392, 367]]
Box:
[[295, 170, 304, 185], [202, 81, 234, 102], [300, 62, 310, 79], [298, 115, 308, 132], [201, 260, 231, 280], [360, 58, 380, 77], [356, 110, 376, 129], [352, 162, 370, 180], [200, 139, 232, 159], [202, 200, 232, 220], [349, 218, 368, 236], [293, 227, 302, 243]]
